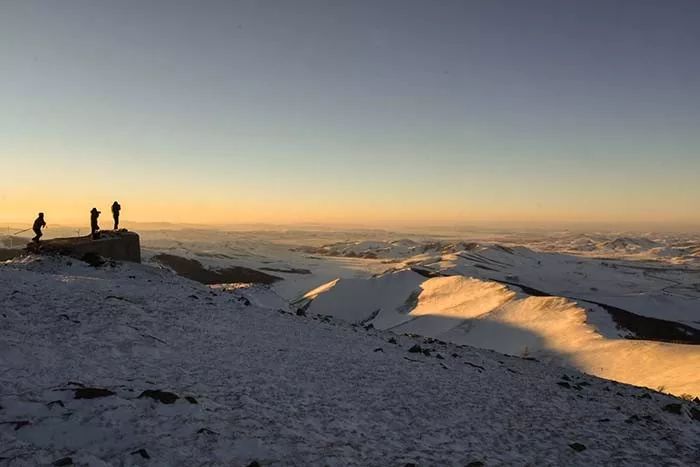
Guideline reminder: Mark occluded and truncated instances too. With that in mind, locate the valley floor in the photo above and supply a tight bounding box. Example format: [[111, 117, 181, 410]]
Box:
[[1, 257, 699, 466]]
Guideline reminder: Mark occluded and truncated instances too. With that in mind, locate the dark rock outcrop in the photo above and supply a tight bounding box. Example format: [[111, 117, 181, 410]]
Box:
[[52, 457, 73, 466], [152, 254, 280, 285], [138, 389, 179, 404], [0, 248, 23, 261], [81, 252, 107, 267], [569, 442, 587, 452], [27, 230, 141, 263], [131, 449, 150, 459], [74, 387, 115, 399]]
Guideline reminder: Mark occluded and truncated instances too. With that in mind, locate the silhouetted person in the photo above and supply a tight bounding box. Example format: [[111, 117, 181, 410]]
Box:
[[90, 208, 101, 239], [111, 201, 121, 230], [32, 212, 46, 242]]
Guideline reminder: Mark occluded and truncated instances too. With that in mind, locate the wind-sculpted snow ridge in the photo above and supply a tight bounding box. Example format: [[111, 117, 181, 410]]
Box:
[[433, 244, 700, 330], [2, 256, 699, 465], [286, 238, 700, 329], [302, 271, 700, 397]]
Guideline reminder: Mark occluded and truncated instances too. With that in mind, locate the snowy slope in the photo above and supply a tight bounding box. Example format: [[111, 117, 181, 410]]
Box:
[[520, 232, 700, 266], [303, 272, 700, 397], [2, 256, 699, 466], [426, 245, 700, 328], [135, 229, 700, 311]]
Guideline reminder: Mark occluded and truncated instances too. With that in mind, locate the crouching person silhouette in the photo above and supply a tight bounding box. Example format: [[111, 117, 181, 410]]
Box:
[[90, 208, 101, 239]]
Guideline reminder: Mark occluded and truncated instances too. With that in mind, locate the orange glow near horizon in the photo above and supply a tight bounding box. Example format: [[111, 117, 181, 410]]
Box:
[[2, 189, 699, 230], [2, 146, 699, 230]]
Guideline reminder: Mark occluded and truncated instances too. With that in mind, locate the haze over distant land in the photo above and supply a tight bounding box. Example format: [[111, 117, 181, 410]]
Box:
[[2, 219, 700, 236], [1, 0, 699, 228]]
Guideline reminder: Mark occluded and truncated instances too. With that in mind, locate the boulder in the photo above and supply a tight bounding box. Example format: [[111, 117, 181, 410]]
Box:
[[138, 389, 179, 404], [74, 387, 115, 399]]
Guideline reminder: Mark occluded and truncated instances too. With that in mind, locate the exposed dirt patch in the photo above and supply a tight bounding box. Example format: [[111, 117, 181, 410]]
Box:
[[152, 254, 281, 285]]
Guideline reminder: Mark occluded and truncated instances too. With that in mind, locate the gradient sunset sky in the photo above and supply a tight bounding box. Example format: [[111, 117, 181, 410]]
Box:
[[1, 0, 699, 227]]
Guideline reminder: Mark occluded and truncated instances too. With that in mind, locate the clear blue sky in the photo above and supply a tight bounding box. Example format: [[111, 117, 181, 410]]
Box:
[[1, 0, 699, 226]]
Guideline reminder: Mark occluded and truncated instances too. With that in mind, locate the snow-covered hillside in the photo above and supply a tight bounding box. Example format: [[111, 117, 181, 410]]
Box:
[[288, 231, 700, 266], [432, 244, 700, 328], [130, 230, 700, 395], [132, 230, 700, 393], [292, 239, 476, 259], [520, 232, 700, 266], [299, 271, 700, 396], [2, 256, 699, 465]]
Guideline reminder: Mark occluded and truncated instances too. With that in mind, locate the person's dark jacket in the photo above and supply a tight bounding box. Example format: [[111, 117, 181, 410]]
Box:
[[33, 216, 46, 231], [90, 209, 100, 229]]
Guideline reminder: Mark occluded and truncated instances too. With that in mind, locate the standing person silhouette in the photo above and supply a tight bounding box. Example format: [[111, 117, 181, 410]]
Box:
[[111, 201, 121, 230], [90, 208, 101, 239], [32, 212, 46, 242]]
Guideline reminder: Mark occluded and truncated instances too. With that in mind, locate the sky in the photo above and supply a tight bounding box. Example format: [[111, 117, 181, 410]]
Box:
[[1, 0, 699, 228]]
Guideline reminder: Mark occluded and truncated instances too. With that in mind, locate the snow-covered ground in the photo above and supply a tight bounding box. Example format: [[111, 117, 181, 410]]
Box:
[[431, 245, 700, 328], [130, 230, 700, 399], [124, 229, 700, 397], [278, 230, 700, 267], [521, 232, 700, 266], [1, 256, 699, 465], [300, 271, 700, 396]]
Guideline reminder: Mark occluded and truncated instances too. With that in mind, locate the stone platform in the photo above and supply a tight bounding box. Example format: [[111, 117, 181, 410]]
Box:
[[26, 230, 141, 263]]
